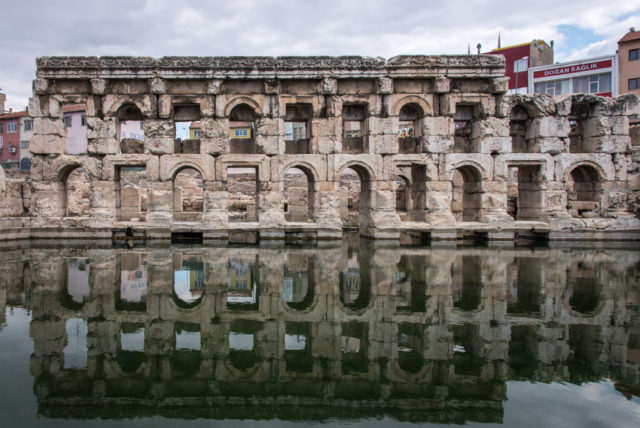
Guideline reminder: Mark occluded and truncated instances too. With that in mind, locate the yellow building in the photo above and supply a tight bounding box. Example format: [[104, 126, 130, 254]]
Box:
[[189, 121, 201, 140], [230, 121, 253, 139]]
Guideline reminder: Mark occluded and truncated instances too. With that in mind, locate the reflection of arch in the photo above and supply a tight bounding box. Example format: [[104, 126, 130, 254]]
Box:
[[564, 263, 604, 316], [224, 97, 263, 118], [60, 258, 91, 310], [391, 96, 431, 117], [283, 257, 316, 310], [172, 253, 204, 309]]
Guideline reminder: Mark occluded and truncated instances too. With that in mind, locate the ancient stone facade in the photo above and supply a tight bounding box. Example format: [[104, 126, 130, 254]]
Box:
[[1, 55, 640, 242]]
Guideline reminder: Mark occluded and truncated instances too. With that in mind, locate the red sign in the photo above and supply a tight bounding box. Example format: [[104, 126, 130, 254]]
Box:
[[533, 60, 612, 79]]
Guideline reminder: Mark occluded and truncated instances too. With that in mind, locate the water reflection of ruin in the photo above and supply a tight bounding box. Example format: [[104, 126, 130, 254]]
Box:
[[1, 240, 638, 423]]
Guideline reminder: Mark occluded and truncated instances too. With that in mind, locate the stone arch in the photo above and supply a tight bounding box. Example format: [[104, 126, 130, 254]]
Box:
[[228, 101, 259, 154], [115, 103, 145, 121], [337, 161, 375, 230], [282, 163, 317, 223], [224, 97, 263, 118], [60, 164, 91, 217], [391, 95, 431, 117], [565, 163, 605, 217], [115, 103, 146, 154], [172, 166, 204, 221], [167, 162, 207, 182], [450, 164, 484, 222]]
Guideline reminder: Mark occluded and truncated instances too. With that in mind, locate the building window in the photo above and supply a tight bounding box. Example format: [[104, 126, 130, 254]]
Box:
[[81, 114, 86, 126], [630, 48, 640, 61], [63, 115, 72, 128], [513, 57, 528, 72], [573, 74, 611, 94], [193, 129, 201, 138], [7, 122, 17, 133], [630, 78, 640, 90], [534, 79, 570, 96], [0, 123, 3, 133], [232, 128, 250, 138], [20, 140, 29, 149], [24, 119, 33, 131]]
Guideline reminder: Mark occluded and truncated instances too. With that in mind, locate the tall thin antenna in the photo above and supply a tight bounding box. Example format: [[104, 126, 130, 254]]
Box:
[[498, 32, 501, 49]]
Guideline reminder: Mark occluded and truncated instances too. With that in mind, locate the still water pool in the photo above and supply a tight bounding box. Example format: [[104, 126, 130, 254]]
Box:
[[1, 237, 639, 427]]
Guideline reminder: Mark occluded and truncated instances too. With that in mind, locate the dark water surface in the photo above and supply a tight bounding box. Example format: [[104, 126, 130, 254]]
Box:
[[1, 236, 639, 427]]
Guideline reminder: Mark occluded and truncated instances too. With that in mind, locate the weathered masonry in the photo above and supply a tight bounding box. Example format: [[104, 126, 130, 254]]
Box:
[[2, 55, 640, 242]]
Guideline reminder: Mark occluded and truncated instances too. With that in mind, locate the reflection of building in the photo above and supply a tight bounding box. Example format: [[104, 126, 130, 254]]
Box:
[[120, 120, 144, 141], [67, 258, 90, 304], [228, 258, 256, 303], [120, 256, 147, 303], [487, 40, 554, 94], [529, 55, 618, 97], [283, 265, 308, 303]]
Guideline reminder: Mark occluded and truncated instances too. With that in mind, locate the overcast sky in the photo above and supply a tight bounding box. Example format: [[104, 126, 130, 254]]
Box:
[[1, 0, 639, 110]]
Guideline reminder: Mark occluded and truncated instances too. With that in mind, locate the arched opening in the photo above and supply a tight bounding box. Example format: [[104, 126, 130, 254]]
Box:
[[510, 105, 532, 153], [117, 104, 145, 154], [63, 318, 88, 370], [567, 164, 603, 218], [452, 256, 482, 312], [338, 165, 371, 229], [173, 167, 204, 222], [229, 104, 257, 154], [283, 253, 314, 310], [116, 166, 148, 221], [284, 104, 312, 154], [453, 104, 477, 153], [173, 104, 201, 154], [64, 167, 90, 217], [284, 166, 314, 223], [342, 104, 367, 153], [451, 165, 483, 222], [398, 104, 423, 154], [173, 253, 204, 308]]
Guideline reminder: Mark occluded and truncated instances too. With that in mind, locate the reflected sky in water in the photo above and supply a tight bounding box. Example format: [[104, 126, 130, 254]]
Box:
[[0, 239, 639, 427]]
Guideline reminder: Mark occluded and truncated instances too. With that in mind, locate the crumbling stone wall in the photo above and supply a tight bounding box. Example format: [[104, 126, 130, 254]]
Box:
[[2, 55, 638, 242]]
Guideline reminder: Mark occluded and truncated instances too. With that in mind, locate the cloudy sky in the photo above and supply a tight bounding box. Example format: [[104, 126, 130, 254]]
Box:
[[1, 0, 639, 110]]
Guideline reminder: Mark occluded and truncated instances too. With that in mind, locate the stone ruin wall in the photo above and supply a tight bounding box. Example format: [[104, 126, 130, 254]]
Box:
[[1, 55, 640, 242]]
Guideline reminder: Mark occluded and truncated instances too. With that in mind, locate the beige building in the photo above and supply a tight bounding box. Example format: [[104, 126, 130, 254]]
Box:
[[618, 28, 640, 124]]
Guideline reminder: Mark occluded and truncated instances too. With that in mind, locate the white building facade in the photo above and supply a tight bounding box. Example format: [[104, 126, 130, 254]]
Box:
[[528, 55, 618, 97]]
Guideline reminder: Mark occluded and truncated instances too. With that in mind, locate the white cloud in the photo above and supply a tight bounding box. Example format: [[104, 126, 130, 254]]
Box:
[[1, 0, 639, 110]]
